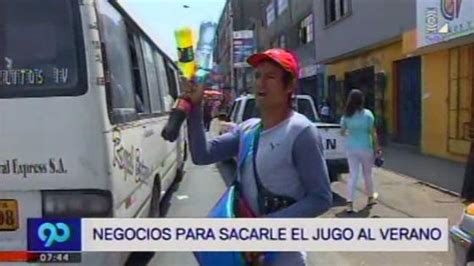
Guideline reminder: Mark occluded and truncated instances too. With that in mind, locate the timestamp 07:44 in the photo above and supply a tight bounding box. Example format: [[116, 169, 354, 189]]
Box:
[[29, 252, 82, 263]]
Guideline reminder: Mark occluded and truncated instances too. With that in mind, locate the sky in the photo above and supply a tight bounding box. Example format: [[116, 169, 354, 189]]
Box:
[[118, 0, 226, 60]]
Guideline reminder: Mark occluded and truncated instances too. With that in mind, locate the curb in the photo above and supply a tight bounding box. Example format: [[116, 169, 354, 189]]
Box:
[[379, 168, 461, 197]]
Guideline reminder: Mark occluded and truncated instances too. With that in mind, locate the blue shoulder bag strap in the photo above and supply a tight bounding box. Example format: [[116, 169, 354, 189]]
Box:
[[240, 122, 278, 265]]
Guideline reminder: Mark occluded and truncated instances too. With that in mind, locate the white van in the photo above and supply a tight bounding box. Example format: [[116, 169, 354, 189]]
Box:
[[0, 0, 186, 265], [224, 95, 348, 182]]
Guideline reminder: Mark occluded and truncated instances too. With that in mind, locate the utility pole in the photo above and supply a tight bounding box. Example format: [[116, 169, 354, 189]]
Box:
[[229, 2, 235, 96]]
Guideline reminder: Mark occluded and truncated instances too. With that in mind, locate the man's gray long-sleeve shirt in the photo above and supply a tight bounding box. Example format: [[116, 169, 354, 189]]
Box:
[[186, 109, 332, 217], [186, 109, 332, 266]]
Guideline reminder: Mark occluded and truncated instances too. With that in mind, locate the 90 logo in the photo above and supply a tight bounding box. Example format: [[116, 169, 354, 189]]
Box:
[[38, 222, 71, 247], [28, 218, 81, 251]]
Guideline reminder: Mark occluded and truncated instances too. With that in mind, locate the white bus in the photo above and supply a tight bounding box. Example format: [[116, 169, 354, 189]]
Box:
[[0, 0, 186, 264]]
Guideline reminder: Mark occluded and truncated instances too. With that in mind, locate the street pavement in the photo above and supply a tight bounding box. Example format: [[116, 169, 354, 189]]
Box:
[[382, 143, 466, 195], [147, 161, 230, 266], [316, 168, 464, 266], [142, 157, 465, 266]]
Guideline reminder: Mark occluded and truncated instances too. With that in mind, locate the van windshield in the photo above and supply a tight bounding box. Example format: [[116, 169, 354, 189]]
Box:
[[242, 99, 259, 121], [297, 98, 318, 122], [242, 98, 318, 123], [0, 0, 86, 98]]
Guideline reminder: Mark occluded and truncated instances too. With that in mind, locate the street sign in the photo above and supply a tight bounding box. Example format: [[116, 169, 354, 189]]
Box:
[[233, 30, 254, 68]]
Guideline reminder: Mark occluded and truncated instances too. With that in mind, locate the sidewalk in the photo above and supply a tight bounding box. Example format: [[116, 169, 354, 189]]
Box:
[[382, 142, 467, 195], [318, 167, 465, 266]]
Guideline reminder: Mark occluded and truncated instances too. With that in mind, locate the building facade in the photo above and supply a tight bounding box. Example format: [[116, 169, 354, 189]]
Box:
[[214, 0, 266, 96], [414, 0, 473, 162], [261, 0, 325, 106], [314, 0, 473, 163], [314, 0, 416, 145]]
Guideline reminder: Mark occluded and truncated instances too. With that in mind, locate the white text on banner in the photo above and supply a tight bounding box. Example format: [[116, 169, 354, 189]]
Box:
[[81, 218, 448, 252]]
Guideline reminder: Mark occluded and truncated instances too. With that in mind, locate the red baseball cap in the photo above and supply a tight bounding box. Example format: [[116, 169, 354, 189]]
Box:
[[247, 48, 299, 78]]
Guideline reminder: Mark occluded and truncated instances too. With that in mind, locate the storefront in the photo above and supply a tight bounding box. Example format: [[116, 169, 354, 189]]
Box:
[[326, 40, 406, 139], [415, 0, 474, 162]]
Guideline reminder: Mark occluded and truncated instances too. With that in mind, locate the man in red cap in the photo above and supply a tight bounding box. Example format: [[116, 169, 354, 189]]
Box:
[[182, 48, 332, 265], [246, 49, 300, 129]]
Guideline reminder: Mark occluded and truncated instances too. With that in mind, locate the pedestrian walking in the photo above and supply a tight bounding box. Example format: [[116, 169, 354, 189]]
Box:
[[340, 89, 382, 213], [202, 99, 213, 131], [183, 48, 332, 266], [319, 100, 331, 123]]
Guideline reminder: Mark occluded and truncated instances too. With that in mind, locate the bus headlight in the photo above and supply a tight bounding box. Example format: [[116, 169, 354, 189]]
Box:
[[42, 190, 112, 217]]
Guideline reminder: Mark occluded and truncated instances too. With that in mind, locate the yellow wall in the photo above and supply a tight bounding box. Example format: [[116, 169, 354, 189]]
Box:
[[327, 38, 470, 163], [422, 49, 469, 163], [327, 41, 405, 135]]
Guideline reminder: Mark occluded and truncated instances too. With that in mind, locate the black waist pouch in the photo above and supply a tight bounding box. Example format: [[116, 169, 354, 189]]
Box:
[[258, 187, 297, 215]]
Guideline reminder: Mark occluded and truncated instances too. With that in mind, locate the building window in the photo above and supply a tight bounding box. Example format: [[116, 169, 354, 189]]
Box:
[[271, 39, 279, 48], [279, 34, 286, 48], [277, 0, 288, 15], [299, 14, 313, 45], [328, 0, 336, 23], [266, 1, 275, 26], [325, 0, 351, 25]]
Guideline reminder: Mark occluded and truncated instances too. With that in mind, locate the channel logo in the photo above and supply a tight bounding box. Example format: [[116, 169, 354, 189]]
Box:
[[425, 8, 439, 34], [441, 0, 462, 21], [27, 218, 81, 251]]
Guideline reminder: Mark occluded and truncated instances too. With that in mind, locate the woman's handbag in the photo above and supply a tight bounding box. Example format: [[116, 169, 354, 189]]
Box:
[[374, 150, 384, 168], [374, 156, 384, 167]]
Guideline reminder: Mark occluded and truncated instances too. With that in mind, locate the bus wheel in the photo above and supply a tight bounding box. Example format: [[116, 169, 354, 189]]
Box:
[[175, 166, 184, 183], [183, 140, 188, 162], [175, 142, 187, 183], [149, 176, 161, 218]]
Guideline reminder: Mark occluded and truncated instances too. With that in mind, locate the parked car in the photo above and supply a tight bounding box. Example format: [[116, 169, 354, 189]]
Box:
[[450, 203, 474, 266], [221, 94, 348, 182]]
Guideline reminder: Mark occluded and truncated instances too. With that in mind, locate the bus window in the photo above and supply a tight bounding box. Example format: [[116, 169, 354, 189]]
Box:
[[97, 1, 137, 123], [154, 53, 172, 112], [128, 32, 151, 114], [0, 0, 86, 98], [141, 39, 163, 114], [166, 63, 179, 100]]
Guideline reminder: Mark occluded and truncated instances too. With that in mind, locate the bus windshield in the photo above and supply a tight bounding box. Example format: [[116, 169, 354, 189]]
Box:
[[0, 0, 86, 98]]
